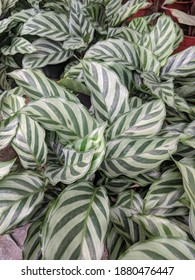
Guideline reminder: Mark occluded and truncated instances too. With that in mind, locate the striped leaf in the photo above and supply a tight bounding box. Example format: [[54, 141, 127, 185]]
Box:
[[9, 69, 78, 102], [63, 37, 87, 50], [21, 12, 69, 41], [0, 64, 12, 91], [0, 55, 20, 69], [23, 39, 73, 69], [109, 0, 151, 27], [161, 47, 195, 78], [0, 0, 19, 15], [149, 14, 176, 66], [181, 121, 195, 149], [189, 206, 195, 240], [108, 27, 142, 44], [0, 95, 25, 119], [68, 123, 107, 176], [173, 22, 184, 50], [142, 72, 175, 108], [83, 3, 106, 34], [1, 37, 37, 56], [41, 182, 110, 260], [174, 157, 195, 206], [45, 148, 93, 185], [0, 158, 16, 180], [170, 216, 192, 238], [105, 62, 134, 92], [129, 97, 143, 109], [106, 100, 166, 141], [132, 214, 188, 239], [0, 171, 45, 235], [144, 168, 187, 216], [69, 0, 94, 42], [135, 45, 161, 74], [23, 219, 42, 260], [85, 39, 139, 69], [119, 237, 195, 260], [101, 137, 179, 179], [21, 97, 98, 143], [128, 17, 149, 34], [83, 61, 130, 124], [107, 226, 127, 260], [11, 114, 47, 169], [0, 116, 19, 150], [100, 176, 134, 195], [105, 0, 121, 23], [111, 191, 146, 245]]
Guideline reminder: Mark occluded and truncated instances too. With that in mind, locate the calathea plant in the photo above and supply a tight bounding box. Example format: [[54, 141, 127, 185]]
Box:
[[0, 5, 195, 260]]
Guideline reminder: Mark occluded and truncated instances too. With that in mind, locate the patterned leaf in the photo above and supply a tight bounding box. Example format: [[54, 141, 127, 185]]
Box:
[[83, 61, 129, 124], [107, 226, 127, 260], [0, 159, 16, 180], [100, 176, 134, 195], [23, 219, 42, 260], [106, 100, 166, 141], [149, 14, 176, 66], [0, 116, 19, 150], [41, 182, 110, 260], [107, 26, 142, 44], [0, 55, 20, 69], [21, 12, 69, 41], [101, 137, 179, 178], [1, 37, 37, 56], [63, 37, 87, 50], [0, 171, 45, 235], [189, 206, 195, 240], [0, 95, 25, 119], [108, 0, 151, 27], [161, 47, 195, 78], [85, 39, 139, 69], [9, 69, 78, 102], [0, 64, 12, 91], [83, 3, 106, 34], [144, 168, 187, 216], [69, 0, 94, 42], [45, 148, 93, 185], [129, 97, 143, 109], [128, 17, 149, 34], [174, 157, 195, 206], [21, 97, 98, 143], [0, 0, 19, 15], [23, 39, 73, 69], [68, 123, 107, 176], [111, 191, 146, 245], [142, 72, 175, 108], [11, 114, 48, 169], [132, 214, 188, 239], [119, 237, 195, 260]]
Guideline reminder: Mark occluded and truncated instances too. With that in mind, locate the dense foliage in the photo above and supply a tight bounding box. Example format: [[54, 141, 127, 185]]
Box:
[[0, 0, 195, 260]]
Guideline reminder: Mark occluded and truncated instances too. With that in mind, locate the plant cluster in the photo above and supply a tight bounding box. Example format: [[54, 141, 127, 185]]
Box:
[[0, 0, 195, 260]]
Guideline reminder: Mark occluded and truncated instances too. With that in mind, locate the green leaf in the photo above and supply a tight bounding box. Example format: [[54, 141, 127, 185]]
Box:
[[69, 0, 94, 42], [83, 61, 129, 124], [119, 237, 195, 259], [1, 37, 37, 56], [149, 14, 176, 66], [58, 78, 90, 95], [142, 72, 175, 108], [144, 168, 187, 216], [11, 114, 48, 169], [161, 47, 195, 78], [0, 64, 12, 91], [23, 39, 73, 69], [45, 148, 93, 185], [111, 191, 146, 244], [108, 0, 151, 27], [174, 157, 195, 207], [23, 219, 42, 260], [21, 97, 98, 143], [0, 159, 16, 180], [21, 12, 69, 41], [68, 123, 107, 176], [0, 171, 45, 235], [85, 39, 139, 69], [106, 100, 166, 141], [101, 137, 178, 178], [9, 69, 78, 102], [132, 214, 188, 239], [0, 116, 19, 150], [41, 182, 110, 260], [107, 226, 127, 260], [189, 206, 195, 240]]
